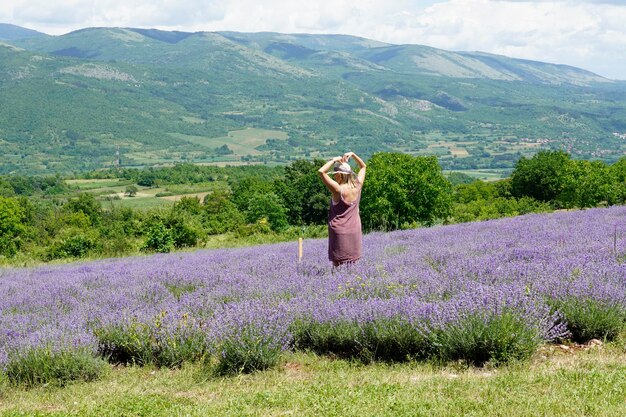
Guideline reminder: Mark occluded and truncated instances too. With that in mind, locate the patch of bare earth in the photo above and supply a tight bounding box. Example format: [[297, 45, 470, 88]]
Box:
[[283, 362, 311, 381]]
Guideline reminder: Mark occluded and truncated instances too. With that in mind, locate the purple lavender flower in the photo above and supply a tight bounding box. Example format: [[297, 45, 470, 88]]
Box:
[[1, 206, 624, 373]]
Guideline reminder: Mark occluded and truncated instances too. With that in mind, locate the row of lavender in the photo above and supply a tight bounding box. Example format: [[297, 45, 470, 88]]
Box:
[[1, 206, 625, 384]]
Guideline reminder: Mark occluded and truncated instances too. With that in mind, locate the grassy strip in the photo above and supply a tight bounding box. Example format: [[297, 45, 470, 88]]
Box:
[[1, 340, 625, 416]]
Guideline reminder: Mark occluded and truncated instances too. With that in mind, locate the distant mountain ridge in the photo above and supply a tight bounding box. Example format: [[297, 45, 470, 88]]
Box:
[[0, 23, 48, 41], [10, 26, 610, 86], [218, 33, 609, 86], [1, 24, 625, 175]]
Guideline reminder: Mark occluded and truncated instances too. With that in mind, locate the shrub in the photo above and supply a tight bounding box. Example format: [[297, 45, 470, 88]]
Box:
[[451, 196, 551, 223], [167, 216, 202, 248], [206, 302, 291, 376], [95, 323, 154, 366], [234, 218, 273, 237], [203, 190, 245, 235], [210, 329, 284, 376], [5, 348, 107, 387], [64, 193, 103, 226], [142, 221, 173, 253], [94, 317, 206, 368], [173, 196, 203, 215], [246, 192, 289, 233], [100, 228, 135, 257], [292, 320, 366, 361], [47, 229, 98, 259], [551, 298, 626, 342], [431, 311, 542, 366], [59, 234, 95, 258], [292, 319, 432, 363], [0, 196, 25, 257], [0, 235, 18, 258]]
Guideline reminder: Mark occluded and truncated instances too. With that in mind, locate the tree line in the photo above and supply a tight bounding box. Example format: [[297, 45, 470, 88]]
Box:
[[1, 151, 625, 263]]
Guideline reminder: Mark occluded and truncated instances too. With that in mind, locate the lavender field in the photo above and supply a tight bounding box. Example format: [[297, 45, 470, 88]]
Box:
[[1, 206, 625, 385]]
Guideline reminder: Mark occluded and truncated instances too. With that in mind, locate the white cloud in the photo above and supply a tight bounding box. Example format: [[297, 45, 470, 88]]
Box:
[[498, 1, 625, 3], [402, 0, 626, 79], [2, 0, 226, 33], [1, 0, 625, 79]]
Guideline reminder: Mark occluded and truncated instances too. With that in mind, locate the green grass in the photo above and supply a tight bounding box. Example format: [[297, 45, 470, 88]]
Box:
[[443, 169, 510, 181], [170, 128, 289, 157], [202, 225, 328, 250], [71, 178, 228, 211], [1, 342, 625, 416], [65, 179, 133, 190], [95, 186, 174, 210], [102, 195, 174, 210]]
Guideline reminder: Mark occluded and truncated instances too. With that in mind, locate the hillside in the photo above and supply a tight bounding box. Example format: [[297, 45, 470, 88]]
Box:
[[0, 23, 48, 41], [2, 26, 626, 174]]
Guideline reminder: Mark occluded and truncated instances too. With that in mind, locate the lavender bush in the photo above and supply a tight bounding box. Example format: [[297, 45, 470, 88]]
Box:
[[1, 206, 625, 383]]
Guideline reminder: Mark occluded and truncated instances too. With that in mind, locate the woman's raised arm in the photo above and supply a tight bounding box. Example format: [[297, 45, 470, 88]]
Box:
[[343, 152, 366, 184], [318, 156, 343, 193]]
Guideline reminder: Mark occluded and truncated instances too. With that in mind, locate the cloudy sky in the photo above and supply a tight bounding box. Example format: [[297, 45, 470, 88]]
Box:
[[2, 0, 625, 79]]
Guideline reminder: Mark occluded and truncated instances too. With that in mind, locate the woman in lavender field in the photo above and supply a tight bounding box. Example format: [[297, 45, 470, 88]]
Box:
[[318, 151, 367, 267]]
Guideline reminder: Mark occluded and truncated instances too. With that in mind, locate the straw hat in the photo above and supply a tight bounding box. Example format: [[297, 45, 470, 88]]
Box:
[[332, 162, 354, 175]]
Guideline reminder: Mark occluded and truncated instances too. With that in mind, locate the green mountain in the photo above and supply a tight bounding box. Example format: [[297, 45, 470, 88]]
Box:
[[0, 23, 48, 41], [1, 26, 625, 175]]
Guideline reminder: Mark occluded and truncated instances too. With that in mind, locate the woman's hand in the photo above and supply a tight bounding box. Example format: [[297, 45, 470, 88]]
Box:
[[342, 152, 354, 163]]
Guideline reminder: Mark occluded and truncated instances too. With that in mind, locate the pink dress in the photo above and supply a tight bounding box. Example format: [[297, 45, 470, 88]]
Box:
[[328, 185, 362, 263]]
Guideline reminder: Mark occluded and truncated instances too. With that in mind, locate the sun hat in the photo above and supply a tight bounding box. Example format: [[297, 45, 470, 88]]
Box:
[[332, 162, 354, 175]]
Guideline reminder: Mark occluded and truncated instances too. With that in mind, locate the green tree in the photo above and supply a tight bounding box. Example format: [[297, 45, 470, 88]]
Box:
[[230, 177, 274, 212], [454, 180, 497, 204], [0, 178, 15, 197], [273, 159, 328, 225], [5, 176, 34, 195], [64, 193, 102, 226], [360, 153, 452, 230], [173, 196, 203, 216], [137, 171, 158, 187], [246, 192, 289, 232], [0, 196, 25, 257], [47, 229, 97, 259], [447, 172, 475, 186], [510, 150, 571, 204], [125, 185, 138, 197], [142, 221, 173, 253], [203, 190, 245, 235], [166, 215, 202, 248], [559, 160, 614, 208], [609, 157, 626, 204]]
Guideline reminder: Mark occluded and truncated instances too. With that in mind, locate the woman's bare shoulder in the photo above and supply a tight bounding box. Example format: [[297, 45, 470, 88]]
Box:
[[342, 185, 359, 203]]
